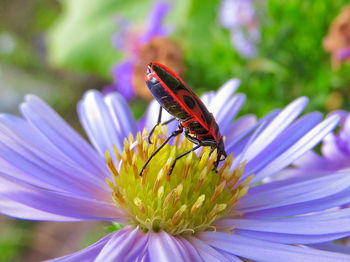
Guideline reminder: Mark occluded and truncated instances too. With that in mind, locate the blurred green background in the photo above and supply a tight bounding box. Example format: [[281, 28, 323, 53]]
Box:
[[1, 0, 350, 260]]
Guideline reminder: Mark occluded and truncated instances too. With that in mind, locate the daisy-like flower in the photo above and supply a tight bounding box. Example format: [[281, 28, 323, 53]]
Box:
[[219, 0, 261, 58], [1, 80, 350, 261], [323, 5, 350, 68], [105, 2, 184, 100], [292, 110, 350, 175]]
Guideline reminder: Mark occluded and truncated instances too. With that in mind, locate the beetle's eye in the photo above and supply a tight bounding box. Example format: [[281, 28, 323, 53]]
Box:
[[146, 66, 151, 75]]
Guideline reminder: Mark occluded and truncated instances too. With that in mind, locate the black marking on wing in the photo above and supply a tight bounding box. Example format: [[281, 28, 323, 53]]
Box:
[[183, 95, 196, 109], [187, 121, 209, 135], [197, 102, 213, 126]]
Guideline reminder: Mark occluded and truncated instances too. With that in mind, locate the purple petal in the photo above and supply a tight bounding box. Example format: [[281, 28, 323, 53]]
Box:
[[230, 110, 281, 170], [216, 94, 246, 134], [105, 92, 137, 139], [247, 187, 350, 219], [242, 97, 309, 162], [0, 197, 81, 222], [0, 175, 124, 221], [223, 114, 257, 142], [78, 90, 131, 157], [327, 110, 349, 125], [234, 229, 350, 244], [337, 46, 350, 60], [309, 242, 350, 255], [50, 232, 114, 261], [244, 112, 323, 182], [109, 61, 136, 100], [140, 2, 171, 43], [293, 150, 330, 169], [189, 237, 240, 262], [111, 17, 132, 51], [231, 29, 257, 58], [0, 114, 109, 198], [199, 232, 350, 262], [19, 95, 106, 176], [321, 133, 348, 164], [221, 208, 350, 235], [237, 171, 350, 217], [251, 114, 339, 182], [227, 109, 280, 156], [219, 0, 256, 29], [147, 231, 196, 262], [206, 79, 241, 116], [177, 238, 203, 262], [96, 226, 148, 261], [200, 91, 215, 107]]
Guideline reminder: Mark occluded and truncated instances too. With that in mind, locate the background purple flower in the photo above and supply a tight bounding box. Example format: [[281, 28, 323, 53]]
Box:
[[106, 2, 183, 100], [219, 0, 261, 58], [291, 110, 350, 175], [1, 84, 350, 260]]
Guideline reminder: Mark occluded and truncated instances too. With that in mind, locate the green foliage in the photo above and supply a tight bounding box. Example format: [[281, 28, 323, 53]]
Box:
[[182, 0, 350, 115], [0, 220, 34, 262], [47, 0, 163, 78], [47, 0, 350, 116], [105, 222, 124, 232]]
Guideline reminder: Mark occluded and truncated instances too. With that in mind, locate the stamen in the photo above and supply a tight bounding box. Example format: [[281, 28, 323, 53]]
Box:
[[105, 151, 119, 177], [191, 195, 205, 214], [105, 127, 251, 236], [153, 168, 165, 195], [134, 197, 145, 214], [210, 180, 226, 203], [195, 167, 208, 192], [132, 155, 138, 179], [172, 204, 187, 225], [182, 152, 192, 179], [163, 188, 176, 208], [173, 184, 183, 207], [113, 145, 122, 162], [123, 139, 132, 164], [209, 203, 227, 220], [128, 132, 134, 144]]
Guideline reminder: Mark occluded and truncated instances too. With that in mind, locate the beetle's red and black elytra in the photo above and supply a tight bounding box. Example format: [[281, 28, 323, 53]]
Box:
[[139, 62, 227, 176]]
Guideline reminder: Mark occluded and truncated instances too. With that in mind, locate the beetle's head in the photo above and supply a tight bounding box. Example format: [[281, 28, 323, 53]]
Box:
[[145, 62, 181, 88], [213, 137, 227, 169]]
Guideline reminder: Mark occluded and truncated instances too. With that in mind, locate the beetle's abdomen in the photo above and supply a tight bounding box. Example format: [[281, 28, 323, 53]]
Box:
[[146, 80, 190, 121]]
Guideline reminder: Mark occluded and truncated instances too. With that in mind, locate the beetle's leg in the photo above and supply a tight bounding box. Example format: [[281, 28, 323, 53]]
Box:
[[148, 106, 163, 144], [187, 135, 221, 172], [184, 131, 201, 145], [140, 127, 183, 176], [167, 144, 201, 176], [162, 117, 176, 126], [148, 117, 176, 144], [209, 147, 215, 157]]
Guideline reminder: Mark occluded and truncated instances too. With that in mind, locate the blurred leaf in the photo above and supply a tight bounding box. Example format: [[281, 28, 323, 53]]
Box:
[[47, 0, 160, 78], [246, 58, 287, 76], [105, 222, 124, 232]]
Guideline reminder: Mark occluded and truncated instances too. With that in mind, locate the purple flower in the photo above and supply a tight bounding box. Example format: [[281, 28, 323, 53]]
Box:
[[1, 80, 350, 261], [107, 2, 183, 100], [219, 0, 261, 58], [338, 47, 350, 61], [292, 110, 350, 175]]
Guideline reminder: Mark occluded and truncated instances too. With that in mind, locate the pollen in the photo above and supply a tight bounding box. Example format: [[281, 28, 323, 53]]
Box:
[[105, 126, 251, 236]]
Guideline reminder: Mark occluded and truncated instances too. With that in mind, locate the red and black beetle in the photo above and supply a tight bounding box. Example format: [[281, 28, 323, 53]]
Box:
[[139, 62, 227, 176]]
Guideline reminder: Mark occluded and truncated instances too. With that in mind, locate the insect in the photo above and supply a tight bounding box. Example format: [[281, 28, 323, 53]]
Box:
[[139, 62, 227, 176]]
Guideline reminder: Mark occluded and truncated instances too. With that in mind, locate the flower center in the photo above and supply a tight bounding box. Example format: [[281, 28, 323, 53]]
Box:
[[105, 126, 251, 236], [132, 37, 184, 100]]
